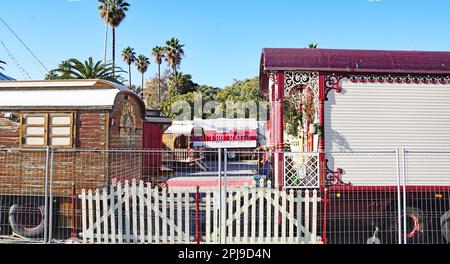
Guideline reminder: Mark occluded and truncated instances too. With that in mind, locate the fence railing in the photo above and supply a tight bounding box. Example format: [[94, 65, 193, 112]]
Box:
[[1, 147, 450, 244], [78, 179, 322, 244]]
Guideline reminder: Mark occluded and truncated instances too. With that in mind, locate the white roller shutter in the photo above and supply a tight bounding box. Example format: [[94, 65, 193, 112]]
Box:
[[325, 80, 450, 186]]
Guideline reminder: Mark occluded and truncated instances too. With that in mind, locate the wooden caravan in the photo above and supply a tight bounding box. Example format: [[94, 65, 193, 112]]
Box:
[[162, 120, 206, 170], [0, 79, 146, 197], [143, 109, 172, 177]]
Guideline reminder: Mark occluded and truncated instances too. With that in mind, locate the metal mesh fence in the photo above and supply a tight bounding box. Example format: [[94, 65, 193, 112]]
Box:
[[0, 147, 449, 244]]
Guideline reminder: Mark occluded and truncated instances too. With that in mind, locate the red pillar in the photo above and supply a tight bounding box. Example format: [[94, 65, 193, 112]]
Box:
[[276, 72, 285, 190], [318, 75, 325, 153], [318, 75, 327, 188]]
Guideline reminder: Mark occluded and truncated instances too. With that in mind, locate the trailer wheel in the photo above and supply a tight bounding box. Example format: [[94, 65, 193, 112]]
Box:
[[440, 210, 450, 243], [9, 203, 45, 238], [389, 207, 425, 243]]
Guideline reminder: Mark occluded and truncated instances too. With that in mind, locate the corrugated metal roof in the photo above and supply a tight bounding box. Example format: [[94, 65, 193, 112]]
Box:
[[0, 89, 120, 108], [261, 48, 450, 74], [0, 80, 146, 114], [164, 121, 194, 136]]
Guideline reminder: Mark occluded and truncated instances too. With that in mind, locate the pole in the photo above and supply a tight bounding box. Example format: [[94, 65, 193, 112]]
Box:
[[395, 147, 402, 244], [48, 147, 54, 242], [103, 4, 109, 64], [321, 187, 328, 244], [402, 148, 407, 244], [71, 182, 77, 238], [224, 149, 228, 204], [217, 148, 222, 244], [195, 186, 200, 244], [43, 146, 50, 244]]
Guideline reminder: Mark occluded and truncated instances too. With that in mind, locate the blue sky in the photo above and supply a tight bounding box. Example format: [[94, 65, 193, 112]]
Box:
[[1, 0, 450, 88]]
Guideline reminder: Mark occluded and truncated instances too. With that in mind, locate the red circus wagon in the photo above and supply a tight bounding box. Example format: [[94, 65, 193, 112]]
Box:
[[259, 48, 450, 244]]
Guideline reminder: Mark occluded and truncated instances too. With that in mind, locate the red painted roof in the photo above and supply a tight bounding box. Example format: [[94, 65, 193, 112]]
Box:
[[261, 48, 450, 74]]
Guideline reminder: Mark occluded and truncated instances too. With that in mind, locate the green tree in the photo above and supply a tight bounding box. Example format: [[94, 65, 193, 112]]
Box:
[[159, 76, 266, 120], [164, 38, 185, 94], [216, 77, 267, 119], [168, 72, 198, 95], [143, 70, 170, 109], [122, 46, 136, 87], [57, 60, 72, 79], [45, 70, 59, 80], [135, 55, 150, 92], [308, 43, 318, 48], [129, 84, 143, 99], [98, 0, 130, 73], [49, 57, 125, 83], [152, 46, 165, 103]]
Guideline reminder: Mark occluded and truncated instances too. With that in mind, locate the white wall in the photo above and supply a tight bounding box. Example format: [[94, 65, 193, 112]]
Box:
[[325, 79, 450, 186]]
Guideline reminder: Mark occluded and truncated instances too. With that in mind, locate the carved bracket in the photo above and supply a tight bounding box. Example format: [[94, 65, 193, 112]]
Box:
[[325, 75, 344, 101], [325, 159, 352, 187]]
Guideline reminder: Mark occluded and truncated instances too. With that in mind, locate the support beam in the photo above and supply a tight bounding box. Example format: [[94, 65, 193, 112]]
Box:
[[276, 72, 285, 190]]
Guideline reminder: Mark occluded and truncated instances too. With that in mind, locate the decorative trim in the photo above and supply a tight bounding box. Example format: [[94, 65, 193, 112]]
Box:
[[267, 72, 278, 83], [348, 74, 450, 85], [324, 73, 450, 100], [325, 159, 351, 187], [284, 71, 320, 119], [324, 75, 344, 101], [285, 71, 319, 97]]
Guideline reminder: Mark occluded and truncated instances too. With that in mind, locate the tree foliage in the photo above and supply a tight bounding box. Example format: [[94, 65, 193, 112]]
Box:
[[122, 46, 136, 87], [0, 59, 5, 71], [98, 0, 130, 28], [158, 76, 267, 120], [47, 57, 125, 83], [135, 55, 150, 88], [98, 0, 130, 69], [164, 38, 185, 94], [143, 70, 170, 109]]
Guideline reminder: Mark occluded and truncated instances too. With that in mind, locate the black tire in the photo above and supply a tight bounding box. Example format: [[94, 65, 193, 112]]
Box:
[[404, 207, 426, 243], [385, 207, 426, 244], [440, 210, 450, 243], [9, 203, 45, 238]]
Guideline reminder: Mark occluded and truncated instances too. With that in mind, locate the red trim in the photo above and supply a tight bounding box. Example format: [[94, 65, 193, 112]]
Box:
[[329, 185, 450, 192]]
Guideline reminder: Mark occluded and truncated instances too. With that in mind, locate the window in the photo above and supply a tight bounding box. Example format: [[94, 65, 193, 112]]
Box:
[[22, 113, 74, 148]]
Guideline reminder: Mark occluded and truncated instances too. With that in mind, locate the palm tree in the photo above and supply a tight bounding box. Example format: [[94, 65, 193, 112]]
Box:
[[135, 55, 150, 93], [98, 0, 130, 74], [164, 38, 184, 94], [308, 43, 318, 49], [51, 57, 125, 83], [58, 60, 72, 79], [152, 46, 165, 103], [0, 59, 5, 71], [45, 70, 59, 80], [122, 46, 136, 87]]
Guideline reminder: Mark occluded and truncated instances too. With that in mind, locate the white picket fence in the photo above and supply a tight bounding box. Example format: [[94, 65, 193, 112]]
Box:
[[79, 179, 323, 244]]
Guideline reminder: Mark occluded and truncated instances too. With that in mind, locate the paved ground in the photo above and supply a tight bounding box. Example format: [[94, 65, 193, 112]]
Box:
[[167, 160, 260, 188]]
